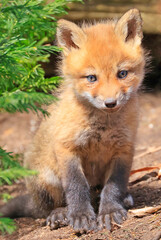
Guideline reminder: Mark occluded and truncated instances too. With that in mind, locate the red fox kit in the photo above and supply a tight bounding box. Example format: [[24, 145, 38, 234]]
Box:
[[1, 9, 146, 231]]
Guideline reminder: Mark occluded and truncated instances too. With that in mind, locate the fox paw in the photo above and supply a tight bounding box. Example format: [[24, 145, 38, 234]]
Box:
[[46, 207, 68, 230], [98, 202, 127, 230], [67, 206, 97, 231]]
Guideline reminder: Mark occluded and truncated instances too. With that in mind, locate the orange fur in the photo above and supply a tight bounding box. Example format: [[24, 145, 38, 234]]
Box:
[[24, 9, 146, 224]]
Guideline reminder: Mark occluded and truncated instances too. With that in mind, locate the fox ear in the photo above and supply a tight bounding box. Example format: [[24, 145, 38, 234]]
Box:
[[57, 20, 86, 55], [115, 9, 143, 45]]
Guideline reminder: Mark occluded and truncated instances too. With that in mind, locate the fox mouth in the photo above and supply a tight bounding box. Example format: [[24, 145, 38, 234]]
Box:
[[103, 104, 122, 112]]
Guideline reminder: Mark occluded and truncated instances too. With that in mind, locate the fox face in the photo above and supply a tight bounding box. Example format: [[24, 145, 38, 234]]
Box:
[[57, 9, 145, 111]]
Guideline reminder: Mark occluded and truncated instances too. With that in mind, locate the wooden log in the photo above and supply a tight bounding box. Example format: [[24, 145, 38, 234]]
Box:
[[63, 0, 161, 34]]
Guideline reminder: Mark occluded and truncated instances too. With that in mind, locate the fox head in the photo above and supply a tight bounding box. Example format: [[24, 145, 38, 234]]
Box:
[[57, 9, 146, 111]]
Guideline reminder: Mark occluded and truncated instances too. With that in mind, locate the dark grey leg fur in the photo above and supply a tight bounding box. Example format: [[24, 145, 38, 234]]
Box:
[[98, 159, 132, 230], [0, 194, 41, 218], [47, 158, 96, 231], [60, 158, 96, 231], [64, 159, 96, 231], [0, 190, 55, 219]]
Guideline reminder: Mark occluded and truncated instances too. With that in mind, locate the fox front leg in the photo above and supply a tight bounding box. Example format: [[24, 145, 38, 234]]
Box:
[[98, 156, 133, 230], [63, 158, 96, 231]]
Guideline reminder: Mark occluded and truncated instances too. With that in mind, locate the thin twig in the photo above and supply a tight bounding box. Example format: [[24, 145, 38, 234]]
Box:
[[130, 166, 161, 176], [134, 146, 161, 160], [129, 205, 161, 217]]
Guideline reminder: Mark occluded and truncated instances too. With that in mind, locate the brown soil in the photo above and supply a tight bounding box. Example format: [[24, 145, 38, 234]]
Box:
[[0, 93, 161, 240]]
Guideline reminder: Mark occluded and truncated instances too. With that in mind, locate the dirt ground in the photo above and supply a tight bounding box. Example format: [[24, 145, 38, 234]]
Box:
[[0, 92, 161, 240]]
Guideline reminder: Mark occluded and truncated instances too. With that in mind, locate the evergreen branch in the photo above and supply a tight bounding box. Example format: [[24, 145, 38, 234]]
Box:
[[0, 91, 57, 115], [0, 167, 37, 186], [0, 41, 61, 58], [0, 148, 20, 169], [0, 148, 37, 186], [0, 218, 16, 235], [0, 0, 81, 114]]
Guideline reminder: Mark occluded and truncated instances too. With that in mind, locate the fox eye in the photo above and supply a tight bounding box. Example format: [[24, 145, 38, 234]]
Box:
[[86, 75, 97, 82], [117, 70, 128, 79]]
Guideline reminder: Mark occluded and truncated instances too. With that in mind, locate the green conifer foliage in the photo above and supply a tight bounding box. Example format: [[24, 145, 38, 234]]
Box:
[[0, 0, 82, 114], [0, 0, 82, 234]]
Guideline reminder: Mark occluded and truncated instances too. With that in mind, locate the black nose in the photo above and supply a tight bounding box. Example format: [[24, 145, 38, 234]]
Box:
[[105, 99, 117, 108]]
